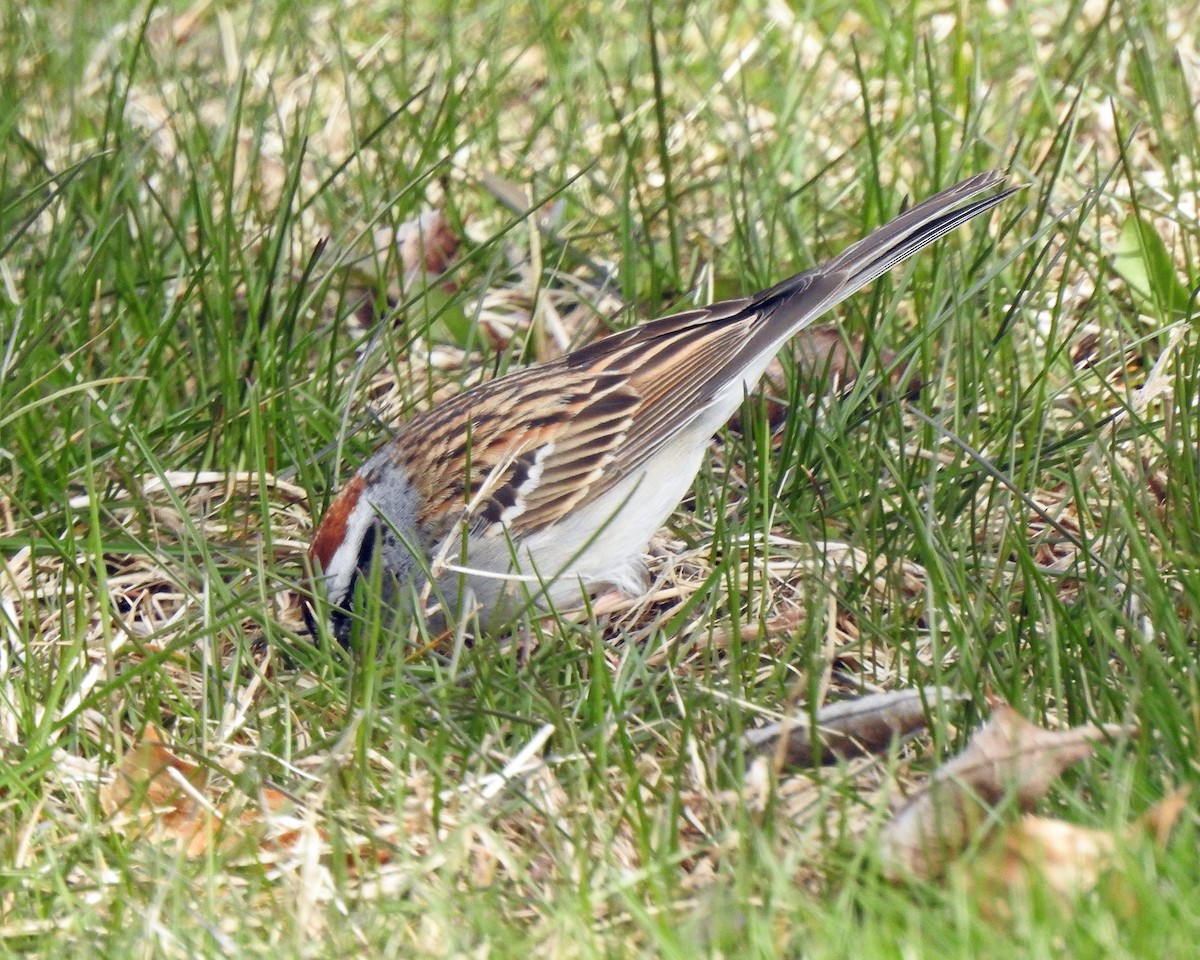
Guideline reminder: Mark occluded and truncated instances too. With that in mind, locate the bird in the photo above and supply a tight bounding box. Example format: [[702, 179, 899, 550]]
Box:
[[306, 170, 1018, 645]]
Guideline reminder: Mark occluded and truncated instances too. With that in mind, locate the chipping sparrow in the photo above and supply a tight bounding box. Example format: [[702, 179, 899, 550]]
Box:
[[307, 171, 1018, 644]]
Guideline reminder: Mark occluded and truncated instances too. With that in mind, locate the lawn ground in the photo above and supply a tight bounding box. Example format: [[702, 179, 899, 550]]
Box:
[[2, 1, 1200, 956]]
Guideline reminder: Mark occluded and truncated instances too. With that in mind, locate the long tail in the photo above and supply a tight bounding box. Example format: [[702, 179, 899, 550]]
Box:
[[749, 170, 1020, 351]]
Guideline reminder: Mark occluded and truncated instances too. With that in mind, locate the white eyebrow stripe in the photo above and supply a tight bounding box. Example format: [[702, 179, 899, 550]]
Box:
[[323, 494, 381, 603]]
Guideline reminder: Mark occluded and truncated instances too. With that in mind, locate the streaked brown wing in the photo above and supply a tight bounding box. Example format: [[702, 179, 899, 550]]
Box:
[[586, 307, 760, 467], [395, 363, 641, 539], [396, 280, 829, 539]]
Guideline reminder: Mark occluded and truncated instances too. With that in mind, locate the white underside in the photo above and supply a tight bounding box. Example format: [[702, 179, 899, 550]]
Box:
[[436, 347, 781, 627]]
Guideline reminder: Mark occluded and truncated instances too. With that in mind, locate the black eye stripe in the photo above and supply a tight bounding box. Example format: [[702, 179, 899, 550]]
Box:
[[337, 521, 381, 630], [356, 521, 379, 572]]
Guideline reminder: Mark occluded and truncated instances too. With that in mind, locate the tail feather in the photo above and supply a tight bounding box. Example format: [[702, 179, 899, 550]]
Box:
[[751, 170, 1020, 349], [838, 182, 1021, 290]]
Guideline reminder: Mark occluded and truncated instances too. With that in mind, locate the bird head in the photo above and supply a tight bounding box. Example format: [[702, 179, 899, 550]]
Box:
[[304, 460, 426, 646]]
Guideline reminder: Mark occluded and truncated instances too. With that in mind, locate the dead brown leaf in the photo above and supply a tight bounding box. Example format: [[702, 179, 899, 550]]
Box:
[[791, 324, 922, 399], [969, 788, 1189, 919], [100, 727, 217, 856], [1138, 786, 1191, 846], [100, 730, 311, 859], [978, 814, 1117, 911], [880, 705, 1134, 879], [347, 208, 462, 340], [743, 686, 967, 768], [388, 208, 460, 286]]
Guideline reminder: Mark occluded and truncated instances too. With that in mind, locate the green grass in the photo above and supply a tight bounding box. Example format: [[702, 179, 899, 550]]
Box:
[[3, 0, 1200, 956]]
